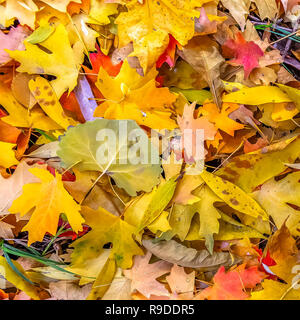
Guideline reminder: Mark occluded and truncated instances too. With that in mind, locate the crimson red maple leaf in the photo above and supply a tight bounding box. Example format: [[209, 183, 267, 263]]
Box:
[[222, 32, 264, 79]]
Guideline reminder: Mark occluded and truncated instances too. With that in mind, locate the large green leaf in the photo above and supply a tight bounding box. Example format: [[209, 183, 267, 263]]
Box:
[[57, 119, 162, 196]]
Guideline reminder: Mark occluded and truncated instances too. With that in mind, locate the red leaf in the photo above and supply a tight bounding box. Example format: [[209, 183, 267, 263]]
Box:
[[197, 265, 265, 300], [222, 32, 264, 79], [84, 45, 122, 83], [60, 92, 85, 123], [156, 35, 178, 68]]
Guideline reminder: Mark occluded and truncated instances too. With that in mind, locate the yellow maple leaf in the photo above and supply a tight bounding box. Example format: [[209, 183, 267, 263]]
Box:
[[7, 23, 81, 98], [116, 0, 211, 72], [9, 168, 85, 246], [94, 59, 177, 130]]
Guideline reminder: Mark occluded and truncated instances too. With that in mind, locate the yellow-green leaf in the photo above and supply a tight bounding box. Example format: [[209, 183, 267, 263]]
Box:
[[201, 170, 268, 220]]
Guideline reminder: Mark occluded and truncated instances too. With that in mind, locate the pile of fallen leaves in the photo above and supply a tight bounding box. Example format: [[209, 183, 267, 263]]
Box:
[[0, 0, 300, 301]]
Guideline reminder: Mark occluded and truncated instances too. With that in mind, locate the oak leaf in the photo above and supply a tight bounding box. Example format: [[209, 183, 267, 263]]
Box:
[[70, 206, 143, 269], [253, 171, 300, 236]]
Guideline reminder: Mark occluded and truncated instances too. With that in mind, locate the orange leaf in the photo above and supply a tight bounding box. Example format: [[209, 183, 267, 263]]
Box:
[[197, 265, 265, 300], [201, 102, 244, 136]]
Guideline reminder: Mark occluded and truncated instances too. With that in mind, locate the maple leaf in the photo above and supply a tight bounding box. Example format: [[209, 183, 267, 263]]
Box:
[[0, 162, 45, 215], [177, 102, 217, 162], [124, 251, 172, 298], [0, 219, 14, 238], [178, 36, 225, 108], [267, 223, 297, 262], [7, 23, 81, 98], [49, 281, 91, 300], [94, 59, 177, 130], [251, 233, 299, 300], [116, 0, 211, 72], [166, 264, 195, 299], [86, 0, 118, 25], [222, 32, 264, 79], [67, 0, 90, 15], [201, 102, 244, 136], [70, 206, 144, 269], [195, 7, 226, 36], [9, 168, 85, 245], [0, 26, 30, 65], [83, 44, 122, 85], [252, 0, 278, 20], [197, 265, 265, 300]]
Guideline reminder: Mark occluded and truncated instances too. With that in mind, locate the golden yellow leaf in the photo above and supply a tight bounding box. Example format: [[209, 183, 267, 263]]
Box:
[[9, 168, 84, 245], [116, 0, 211, 71], [87, 258, 116, 300], [7, 24, 81, 98], [94, 59, 177, 130], [222, 86, 292, 105]]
